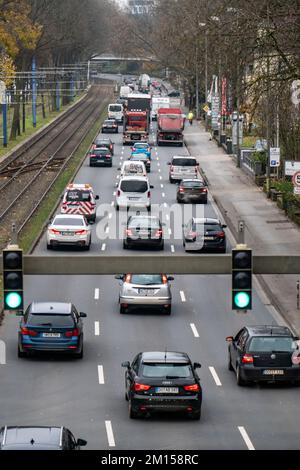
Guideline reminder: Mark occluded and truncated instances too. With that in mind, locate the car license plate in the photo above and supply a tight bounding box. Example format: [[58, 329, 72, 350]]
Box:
[[61, 231, 74, 236], [43, 333, 61, 338], [139, 289, 154, 295], [204, 236, 214, 240], [155, 387, 179, 394], [263, 369, 284, 375], [129, 197, 139, 200]]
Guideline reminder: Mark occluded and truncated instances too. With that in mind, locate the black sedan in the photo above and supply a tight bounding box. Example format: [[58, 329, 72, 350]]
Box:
[[177, 179, 208, 204], [89, 147, 112, 167], [18, 301, 86, 359], [92, 136, 114, 155], [122, 351, 202, 420], [123, 215, 164, 250], [102, 119, 118, 133], [227, 325, 300, 385], [183, 217, 227, 253], [128, 152, 151, 173]]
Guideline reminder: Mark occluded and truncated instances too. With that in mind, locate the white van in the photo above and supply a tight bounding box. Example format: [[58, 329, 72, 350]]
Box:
[[116, 176, 153, 211], [119, 160, 147, 177], [108, 103, 123, 123]]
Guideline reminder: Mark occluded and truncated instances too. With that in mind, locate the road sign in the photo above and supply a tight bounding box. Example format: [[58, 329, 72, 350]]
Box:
[[292, 171, 300, 187], [270, 147, 280, 167], [285, 161, 300, 176], [294, 187, 300, 195], [203, 104, 210, 113], [0, 81, 6, 104], [211, 94, 220, 130]]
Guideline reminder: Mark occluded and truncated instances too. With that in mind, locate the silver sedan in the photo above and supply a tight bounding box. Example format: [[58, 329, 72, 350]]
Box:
[[47, 214, 91, 250], [115, 274, 174, 315]]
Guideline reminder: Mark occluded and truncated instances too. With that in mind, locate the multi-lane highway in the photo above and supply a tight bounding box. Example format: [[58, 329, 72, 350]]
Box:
[[1, 119, 300, 450]]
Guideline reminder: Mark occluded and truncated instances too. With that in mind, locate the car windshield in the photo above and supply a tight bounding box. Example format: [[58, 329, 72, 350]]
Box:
[[193, 223, 221, 232], [28, 314, 75, 327], [172, 158, 197, 166], [134, 144, 148, 149], [66, 190, 91, 202], [105, 120, 114, 124], [53, 217, 84, 226], [248, 337, 296, 352], [182, 181, 205, 188], [142, 363, 192, 378], [109, 105, 122, 112], [120, 181, 148, 193], [130, 274, 163, 285], [129, 217, 160, 229], [131, 154, 148, 160]]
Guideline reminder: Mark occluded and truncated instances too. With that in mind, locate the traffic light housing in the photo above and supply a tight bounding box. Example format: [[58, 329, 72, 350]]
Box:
[[232, 245, 252, 311], [3, 246, 23, 312]]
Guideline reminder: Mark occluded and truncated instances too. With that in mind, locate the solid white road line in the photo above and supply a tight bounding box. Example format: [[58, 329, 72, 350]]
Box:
[[171, 245, 175, 253], [105, 421, 116, 447], [190, 323, 200, 338], [101, 243, 106, 251], [98, 365, 105, 384], [209, 366, 222, 386], [180, 290, 186, 302], [94, 288, 100, 300], [238, 426, 255, 450], [94, 321, 100, 336]]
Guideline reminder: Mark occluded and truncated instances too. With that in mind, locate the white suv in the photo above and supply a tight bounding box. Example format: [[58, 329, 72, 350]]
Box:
[[168, 155, 199, 183], [116, 176, 153, 211]]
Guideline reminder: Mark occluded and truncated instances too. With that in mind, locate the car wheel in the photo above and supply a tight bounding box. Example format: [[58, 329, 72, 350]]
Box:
[[183, 239, 186, 247], [116, 204, 119, 211], [159, 242, 164, 250], [147, 206, 151, 213], [46, 244, 52, 250], [83, 243, 90, 251], [236, 364, 246, 386], [120, 305, 126, 314], [17, 345, 26, 358], [129, 401, 139, 419], [74, 343, 83, 359], [164, 306, 171, 315], [190, 409, 201, 420], [228, 350, 234, 371], [123, 241, 128, 249], [169, 177, 174, 184], [125, 391, 129, 401]]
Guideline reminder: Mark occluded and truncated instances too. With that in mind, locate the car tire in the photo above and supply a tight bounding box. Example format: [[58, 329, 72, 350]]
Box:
[[120, 306, 126, 314], [123, 241, 128, 250], [236, 364, 246, 386], [190, 409, 201, 420], [147, 206, 151, 213], [164, 306, 171, 315], [129, 402, 139, 419], [159, 242, 164, 251], [46, 244, 52, 250], [74, 342, 83, 359], [125, 391, 129, 401], [228, 351, 234, 371], [169, 177, 174, 184], [17, 345, 26, 358], [116, 204, 119, 211]]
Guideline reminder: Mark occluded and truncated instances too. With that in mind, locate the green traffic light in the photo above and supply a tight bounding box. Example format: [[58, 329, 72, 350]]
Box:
[[5, 292, 22, 309], [234, 292, 250, 309]]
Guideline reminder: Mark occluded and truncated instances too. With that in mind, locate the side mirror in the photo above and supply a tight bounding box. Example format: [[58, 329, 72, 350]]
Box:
[[196, 162, 200, 166], [167, 162, 171, 165], [95, 195, 100, 200], [193, 362, 201, 369], [167, 276, 174, 281], [150, 185, 154, 189], [222, 224, 227, 228], [79, 312, 87, 318], [76, 439, 87, 447], [117, 167, 121, 171], [294, 336, 300, 341], [226, 336, 233, 342], [121, 361, 130, 368]]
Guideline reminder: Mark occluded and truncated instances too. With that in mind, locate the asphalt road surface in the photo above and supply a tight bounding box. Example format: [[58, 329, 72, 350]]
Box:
[[1, 120, 300, 450]]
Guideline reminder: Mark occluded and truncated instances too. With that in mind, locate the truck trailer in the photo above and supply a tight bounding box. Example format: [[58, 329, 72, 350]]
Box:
[[157, 108, 184, 146]]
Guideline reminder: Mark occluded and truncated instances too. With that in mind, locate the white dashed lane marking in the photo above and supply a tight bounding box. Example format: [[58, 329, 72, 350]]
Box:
[[94, 321, 100, 336], [238, 427, 255, 450], [101, 243, 106, 251], [94, 288, 100, 300], [180, 291, 186, 302], [209, 366, 222, 386], [190, 323, 199, 338], [105, 421, 116, 447], [98, 365, 105, 384], [171, 245, 175, 253]]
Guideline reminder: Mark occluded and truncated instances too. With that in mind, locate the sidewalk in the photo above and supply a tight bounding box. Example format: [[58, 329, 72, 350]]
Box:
[[184, 121, 300, 333]]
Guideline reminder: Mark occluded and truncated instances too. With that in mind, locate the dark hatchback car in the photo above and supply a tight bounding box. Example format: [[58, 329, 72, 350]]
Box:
[[177, 179, 208, 204], [122, 351, 202, 420], [18, 302, 87, 359], [128, 153, 151, 172], [102, 119, 118, 133], [92, 136, 114, 155], [89, 147, 112, 167], [0, 426, 87, 450], [123, 215, 164, 250], [183, 217, 227, 253], [227, 325, 300, 386]]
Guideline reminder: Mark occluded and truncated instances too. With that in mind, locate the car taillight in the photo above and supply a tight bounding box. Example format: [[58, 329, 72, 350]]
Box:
[[110, 145, 113, 150], [184, 384, 200, 392], [155, 229, 162, 237], [49, 229, 60, 235], [126, 229, 133, 236], [21, 327, 38, 337], [215, 231, 225, 238], [170, 165, 174, 172], [179, 187, 185, 193], [90, 154, 96, 158], [106, 155, 111, 158], [65, 329, 80, 337], [125, 274, 132, 283], [200, 188, 207, 192], [75, 230, 87, 235], [161, 274, 168, 284], [242, 354, 253, 364], [117, 190, 121, 197], [133, 383, 151, 392]]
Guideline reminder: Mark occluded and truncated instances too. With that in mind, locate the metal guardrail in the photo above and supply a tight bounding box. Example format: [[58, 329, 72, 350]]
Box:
[[2, 255, 299, 275]]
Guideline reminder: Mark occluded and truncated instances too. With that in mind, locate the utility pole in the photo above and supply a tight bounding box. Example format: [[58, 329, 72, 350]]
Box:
[[266, 2, 271, 197], [32, 56, 37, 128], [196, 43, 199, 120], [205, 30, 208, 131]]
